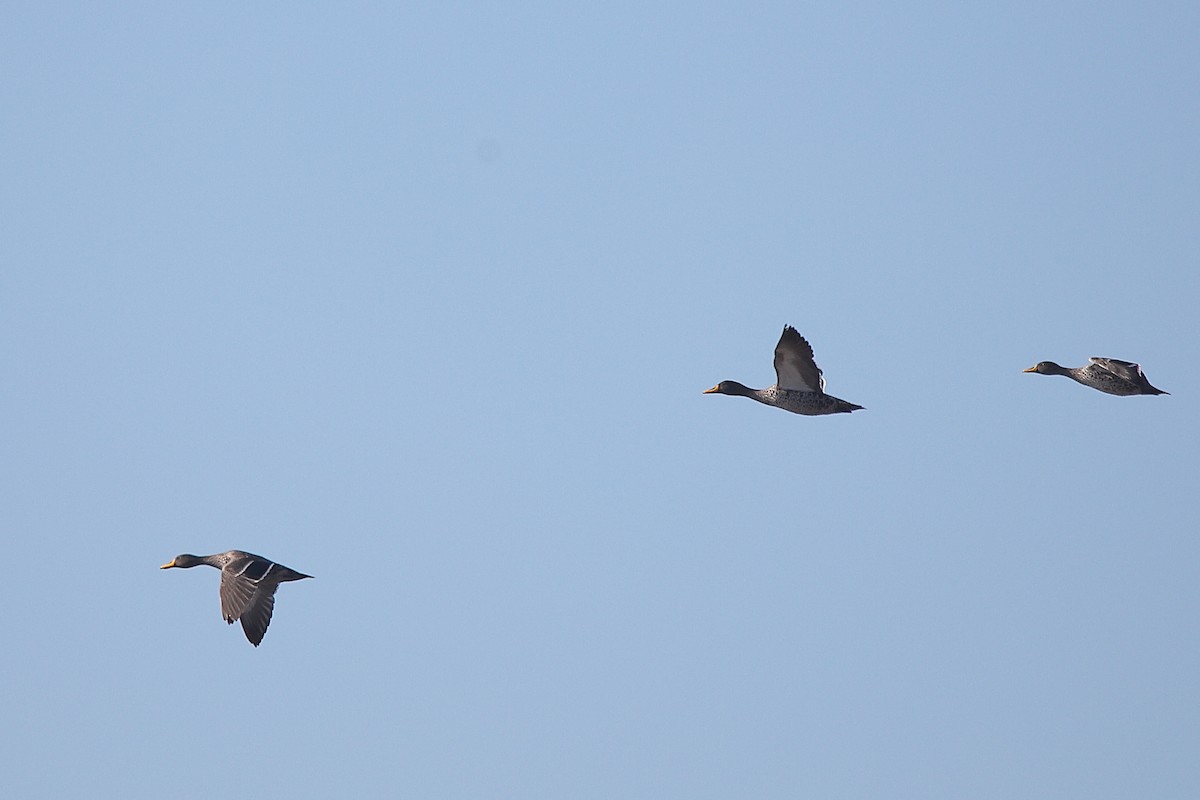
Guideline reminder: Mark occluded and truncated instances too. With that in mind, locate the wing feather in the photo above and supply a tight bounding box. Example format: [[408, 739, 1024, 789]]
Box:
[[219, 570, 259, 623], [1089, 357, 1143, 381], [238, 590, 277, 647], [773, 326, 825, 392]]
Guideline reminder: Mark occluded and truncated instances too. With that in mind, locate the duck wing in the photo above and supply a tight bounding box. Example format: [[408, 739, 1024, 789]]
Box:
[[218, 551, 278, 623], [238, 589, 277, 647], [773, 326, 825, 392], [1089, 357, 1144, 382], [219, 568, 257, 623]]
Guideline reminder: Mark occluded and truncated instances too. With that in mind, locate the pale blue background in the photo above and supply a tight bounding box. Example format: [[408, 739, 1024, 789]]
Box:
[[2, 3, 1198, 798]]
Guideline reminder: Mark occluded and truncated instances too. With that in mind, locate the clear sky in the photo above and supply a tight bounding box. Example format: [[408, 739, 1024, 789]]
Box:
[[2, 3, 1198, 798]]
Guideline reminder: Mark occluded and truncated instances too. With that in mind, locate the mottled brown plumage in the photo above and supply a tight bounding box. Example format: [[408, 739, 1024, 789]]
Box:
[[1023, 358, 1168, 396]]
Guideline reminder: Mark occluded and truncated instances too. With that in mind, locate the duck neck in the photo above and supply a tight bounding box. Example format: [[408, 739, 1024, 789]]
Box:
[[1043, 363, 1073, 377], [184, 553, 227, 570], [723, 381, 760, 398]]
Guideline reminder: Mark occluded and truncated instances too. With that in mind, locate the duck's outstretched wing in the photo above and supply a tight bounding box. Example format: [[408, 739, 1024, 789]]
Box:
[[773, 326, 825, 392], [219, 568, 258, 623], [218, 551, 278, 622], [238, 589, 277, 647], [1090, 357, 1143, 382]]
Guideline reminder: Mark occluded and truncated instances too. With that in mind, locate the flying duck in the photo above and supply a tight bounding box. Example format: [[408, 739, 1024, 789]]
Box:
[[704, 325, 863, 415], [161, 550, 311, 646], [1023, 358, 1168, 396]]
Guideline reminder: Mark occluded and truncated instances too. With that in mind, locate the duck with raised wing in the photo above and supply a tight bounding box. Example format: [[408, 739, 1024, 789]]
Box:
[[1023, 357, 1169, 397], [704, 325, 863, 415], [161, 550, 312, 646]]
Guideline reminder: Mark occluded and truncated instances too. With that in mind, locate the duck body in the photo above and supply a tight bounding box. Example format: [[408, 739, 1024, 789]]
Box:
[[161, 550, 312, 646], [705, 380, 863, 415], [1023, 358, 1168, 396], [704, 326, 863, 416]]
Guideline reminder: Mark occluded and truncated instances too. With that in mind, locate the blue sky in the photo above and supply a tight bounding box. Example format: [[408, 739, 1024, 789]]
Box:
[[2, 3, 1198, 797]]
